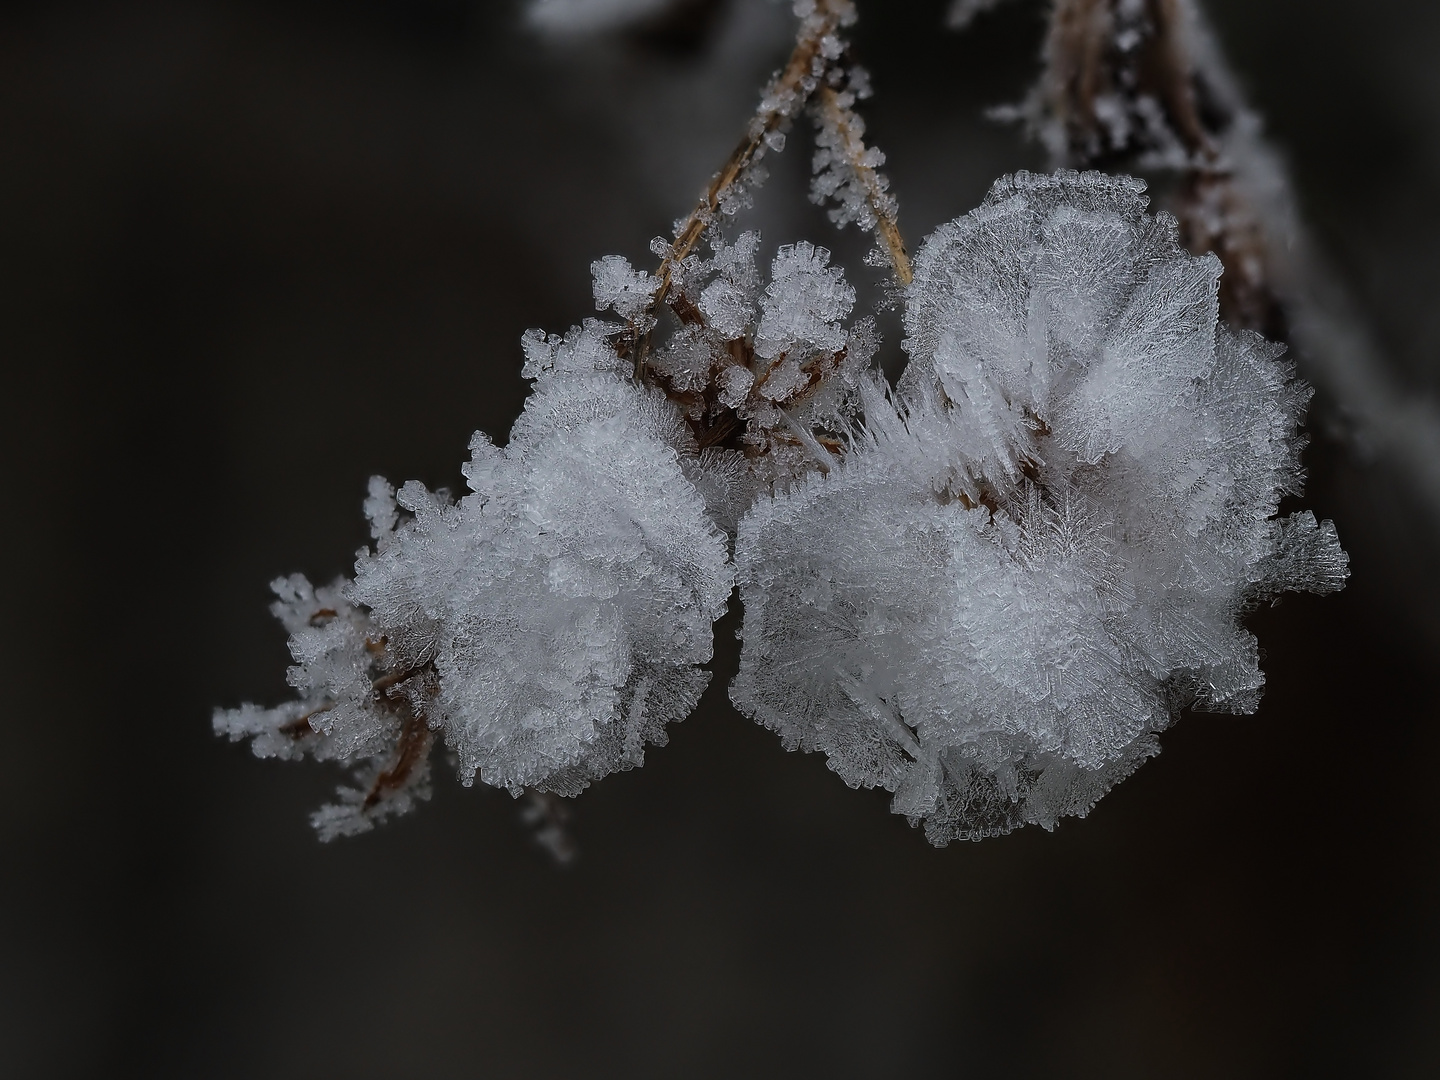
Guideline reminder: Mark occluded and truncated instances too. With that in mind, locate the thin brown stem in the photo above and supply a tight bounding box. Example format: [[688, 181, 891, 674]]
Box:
[[363, 708, 433, 810], [634, 0, 851, 377], [815, 85, 912, 286], [360, 655, 438, 811], [371, 662, 431, 695], [280, 702, 334, 739]]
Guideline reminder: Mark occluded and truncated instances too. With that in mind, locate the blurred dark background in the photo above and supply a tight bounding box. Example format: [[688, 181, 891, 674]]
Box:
[[3, 1, 1438, 1076]]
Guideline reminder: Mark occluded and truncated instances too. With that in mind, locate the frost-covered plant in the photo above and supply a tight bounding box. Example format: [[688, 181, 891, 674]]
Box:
[[218, 0, 1346, 849], [216, 329, 734, 837], [975, 0, 1440, 531], [730, 170, 1346, 844]]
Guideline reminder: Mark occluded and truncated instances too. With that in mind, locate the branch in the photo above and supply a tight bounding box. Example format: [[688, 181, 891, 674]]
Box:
[[363, 708, 433, 810], [640, 0, 853, 356], [815, 84, 912, 286], [363, 658, 437, 811]]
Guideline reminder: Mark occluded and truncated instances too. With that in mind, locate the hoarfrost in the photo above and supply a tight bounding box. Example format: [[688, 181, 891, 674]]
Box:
[[590, 254, 660, 321], [810, 89, 894, 234], [217, 296, 734, 832], [754, 241, 854, 360], [656, 230, 872, 491], [730, 171, 1347, 844], [696, 230, 763, 338], [220, 143, 1345, 849], [352, 355, 734, 797], [212, 575, 432, 840]]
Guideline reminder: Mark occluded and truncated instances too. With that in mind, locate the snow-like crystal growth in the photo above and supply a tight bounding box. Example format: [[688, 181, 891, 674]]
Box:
[[216, 310, 733, 834], [697, 230, 763, 338], [213, 574, 433, 840], [730, 170, 1347, 844], [591, 254, 660, 321], [220, 161, 1348, 849], [351, 322, 732, 796], [810, 87, 895, 235]]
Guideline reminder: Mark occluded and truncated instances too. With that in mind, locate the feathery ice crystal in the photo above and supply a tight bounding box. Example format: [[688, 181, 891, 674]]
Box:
[[217, 319, 733, 838], [729, 171, 1347, 844]]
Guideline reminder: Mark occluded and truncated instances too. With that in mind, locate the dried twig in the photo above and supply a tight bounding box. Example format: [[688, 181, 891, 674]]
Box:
[[280, 703, 333, 740], [363, 708, 433, 810], [815, 85, 912, 285], [651, 1, 852, 308], [362, 659, 437, 811]]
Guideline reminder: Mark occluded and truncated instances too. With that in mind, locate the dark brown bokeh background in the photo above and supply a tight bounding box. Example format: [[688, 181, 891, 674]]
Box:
[[4, 1, 1438, 1076]]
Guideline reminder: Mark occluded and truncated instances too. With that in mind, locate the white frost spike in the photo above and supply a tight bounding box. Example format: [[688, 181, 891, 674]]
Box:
[[731, 170, 1347, 845]]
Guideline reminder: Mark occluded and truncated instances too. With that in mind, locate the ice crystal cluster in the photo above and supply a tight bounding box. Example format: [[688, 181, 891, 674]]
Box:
[[648, 230, 876, 496], [809, 68, 895, 237], [214, 233, 875, 837], [217, 170, 1345, 846], [730, 171, 1347, 842], [216, 318, 734, 837]]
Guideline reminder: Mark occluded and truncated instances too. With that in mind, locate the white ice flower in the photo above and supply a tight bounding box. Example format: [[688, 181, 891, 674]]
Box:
[[350, 336, 733, 795], [730, 171, 1347, 844], [217, 313, 733, 831]]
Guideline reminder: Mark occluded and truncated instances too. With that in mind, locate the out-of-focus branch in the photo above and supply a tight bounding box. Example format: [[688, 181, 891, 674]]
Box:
[[1012, 0, 1440, 527]]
